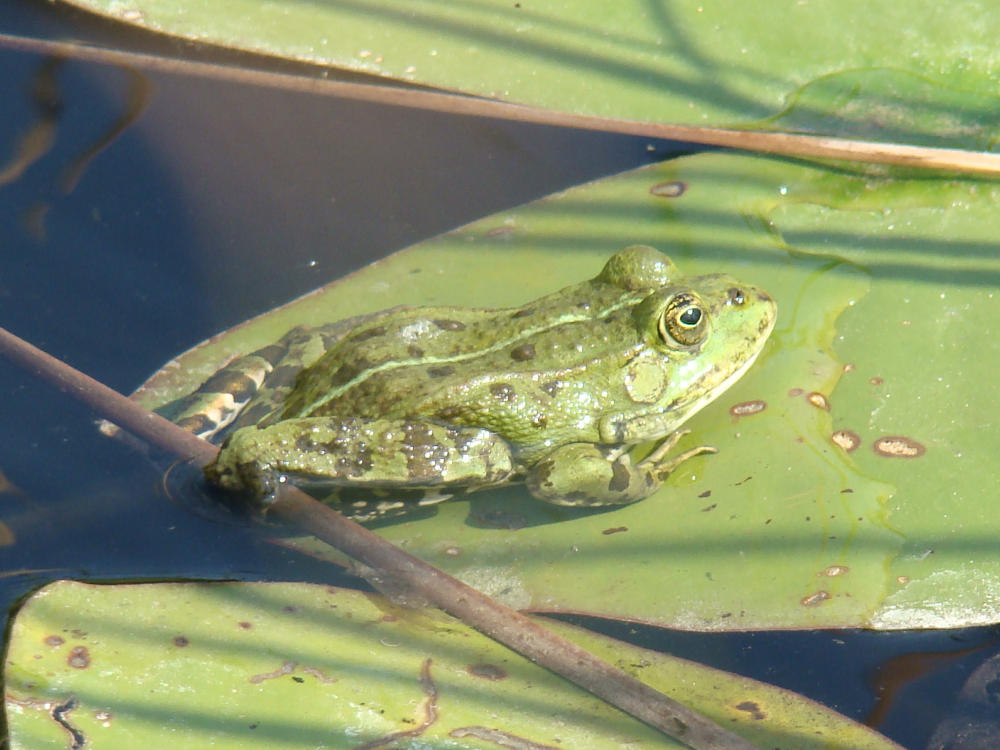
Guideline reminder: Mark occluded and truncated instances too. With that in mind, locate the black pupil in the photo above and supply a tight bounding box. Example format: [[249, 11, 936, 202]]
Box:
[[679, 307, 702, 326]]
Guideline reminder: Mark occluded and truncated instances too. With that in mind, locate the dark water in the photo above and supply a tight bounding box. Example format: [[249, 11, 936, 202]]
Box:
[[0, 3, 996, 748]]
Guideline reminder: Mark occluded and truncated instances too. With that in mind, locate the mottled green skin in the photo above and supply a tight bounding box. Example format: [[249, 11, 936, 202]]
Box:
[[194, 246, 775, 511]]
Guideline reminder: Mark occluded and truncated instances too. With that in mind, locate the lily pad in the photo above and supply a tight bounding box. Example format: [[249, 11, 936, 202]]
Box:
[[63, 0, 1000, 137], [4, 580, 901, 749], [130, 150, 999, 631]]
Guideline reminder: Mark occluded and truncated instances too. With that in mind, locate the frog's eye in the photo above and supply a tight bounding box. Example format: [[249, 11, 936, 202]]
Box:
[[658, 293, 709, 347]]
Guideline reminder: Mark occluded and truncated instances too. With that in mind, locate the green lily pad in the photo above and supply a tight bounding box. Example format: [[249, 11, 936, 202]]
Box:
[[64, 0, 1000, 136], [4, 580, 901, 749], [130, 151, 999, 631]]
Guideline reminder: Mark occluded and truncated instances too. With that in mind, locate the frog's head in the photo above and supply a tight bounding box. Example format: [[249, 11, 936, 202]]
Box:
[[607, 274, 776, 443]]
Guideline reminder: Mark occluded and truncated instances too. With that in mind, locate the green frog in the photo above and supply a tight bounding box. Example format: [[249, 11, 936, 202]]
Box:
[[159, 246, 775, 519]]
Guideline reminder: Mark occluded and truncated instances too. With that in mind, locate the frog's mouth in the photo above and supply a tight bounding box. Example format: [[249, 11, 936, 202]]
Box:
[[681, 342, 765, 420]]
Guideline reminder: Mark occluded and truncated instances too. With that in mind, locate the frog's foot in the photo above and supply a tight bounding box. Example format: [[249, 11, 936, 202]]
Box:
[[636, 429, 717, 478], [526, 432, 715, 507]]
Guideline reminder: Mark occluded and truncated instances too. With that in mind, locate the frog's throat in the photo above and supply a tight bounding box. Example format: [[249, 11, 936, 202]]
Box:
[[295, 290, 649, 418]]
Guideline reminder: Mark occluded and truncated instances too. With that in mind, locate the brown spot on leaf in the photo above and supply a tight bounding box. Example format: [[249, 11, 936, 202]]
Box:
[[800, 591, 831, 607], [807, 392, 831, 410], [650, 180, 687, 198], [249, 660, 297, 684], [787, 387, 804, 397], [466, 663, 507, 680], [869, 376, 884, 386], [238, 621, 253, 630], [820, 565, 849, 577], [602, 526, 628, 535], [67, 646, 90, 669], [173, 636, 189, 647], [734, 700, 766, 720], [873, 435, 925, 458], [729, 400, 766, 418], [44, 635, 64, 647], [831, 429, 861, 452]]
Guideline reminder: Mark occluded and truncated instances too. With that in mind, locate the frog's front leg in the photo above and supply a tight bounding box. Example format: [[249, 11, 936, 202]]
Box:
[[205, 417, 515, 506], [525, 431, 716, 507]]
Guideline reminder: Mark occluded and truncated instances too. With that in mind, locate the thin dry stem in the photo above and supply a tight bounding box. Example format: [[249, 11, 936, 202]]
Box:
[[2, 32, 1000, 176]]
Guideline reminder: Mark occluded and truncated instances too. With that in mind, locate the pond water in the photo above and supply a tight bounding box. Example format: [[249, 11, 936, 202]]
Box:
[[0, 2, 997, 748]]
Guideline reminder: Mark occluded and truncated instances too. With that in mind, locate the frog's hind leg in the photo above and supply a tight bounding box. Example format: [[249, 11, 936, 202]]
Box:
[[155, 325, 328, 443], [204, 417, 516, 510], [526, 431, 715, 507]]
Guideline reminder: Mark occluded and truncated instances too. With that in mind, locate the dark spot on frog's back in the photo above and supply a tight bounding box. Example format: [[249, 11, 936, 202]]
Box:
[[427, 365, 456, 378], [541, 379, 562, 397], [268, 364, 302, 390], [336, 447, 373, 477], [407, 344, 425, 358], [433, 319, 466, 331], [251, 343, 288, 366], [328, 359, 373, 387], [509, 343, 536, 361], [403, 422, 450, 480], [490, 383, 516, 402], [351, 325, 387, 343], [237, 402, 276, 429], [510, 307, 535, 319]]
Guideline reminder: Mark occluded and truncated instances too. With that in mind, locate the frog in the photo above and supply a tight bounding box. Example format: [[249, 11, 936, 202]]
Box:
[[158, 246, 775, 519]]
